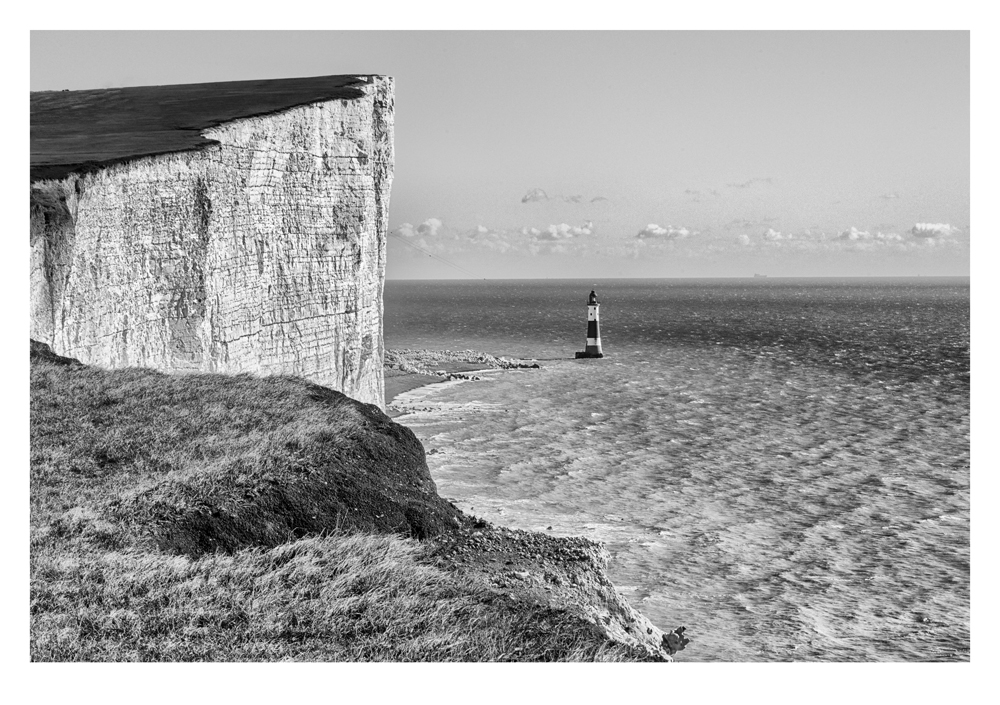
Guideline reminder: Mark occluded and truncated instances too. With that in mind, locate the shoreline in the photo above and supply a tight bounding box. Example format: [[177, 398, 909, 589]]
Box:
[[381, 349, 686, 658], [383, 348, 540, 416], [381, 351, 689, 658], [384, 367, 490, 417], [384, 372, 444, 413]]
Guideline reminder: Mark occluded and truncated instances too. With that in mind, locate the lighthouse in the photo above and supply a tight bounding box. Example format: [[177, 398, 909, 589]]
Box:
[[575, 290, 604, 358]]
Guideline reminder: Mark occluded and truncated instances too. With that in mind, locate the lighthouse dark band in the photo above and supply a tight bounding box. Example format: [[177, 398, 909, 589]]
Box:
[[575, 289, 604, 359]]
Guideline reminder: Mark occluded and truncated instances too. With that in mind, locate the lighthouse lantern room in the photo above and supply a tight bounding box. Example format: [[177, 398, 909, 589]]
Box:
[[574, 289, 604, 358]]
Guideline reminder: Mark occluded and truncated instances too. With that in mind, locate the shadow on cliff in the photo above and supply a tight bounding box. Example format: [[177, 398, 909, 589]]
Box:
[[30, 340, 461, 557]]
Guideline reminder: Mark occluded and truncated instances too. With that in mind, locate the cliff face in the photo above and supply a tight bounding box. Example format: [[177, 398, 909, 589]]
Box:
[[30, 76, 393, 408]]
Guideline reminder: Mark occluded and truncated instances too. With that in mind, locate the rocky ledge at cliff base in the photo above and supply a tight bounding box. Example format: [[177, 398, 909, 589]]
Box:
[[385, 348, 541, 378], [428, 519, 690, 658]]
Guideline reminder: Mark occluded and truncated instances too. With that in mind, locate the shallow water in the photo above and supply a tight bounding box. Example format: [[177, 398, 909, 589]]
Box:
[[385, 278, 970, 661]]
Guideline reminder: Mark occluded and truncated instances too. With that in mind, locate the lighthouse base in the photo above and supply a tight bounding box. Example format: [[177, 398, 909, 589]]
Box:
[[575, 351, 604, 359]]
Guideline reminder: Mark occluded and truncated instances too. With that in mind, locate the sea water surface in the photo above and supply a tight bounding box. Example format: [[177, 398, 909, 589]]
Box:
[[384, 278, 970, 661]]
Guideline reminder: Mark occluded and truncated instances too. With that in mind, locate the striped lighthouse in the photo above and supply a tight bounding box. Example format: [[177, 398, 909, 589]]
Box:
[[574, 290, 604, 358]]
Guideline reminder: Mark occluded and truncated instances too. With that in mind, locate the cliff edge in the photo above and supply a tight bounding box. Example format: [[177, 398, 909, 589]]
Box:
[[30, 75, 392, 408], [30, 343, 679, 661]]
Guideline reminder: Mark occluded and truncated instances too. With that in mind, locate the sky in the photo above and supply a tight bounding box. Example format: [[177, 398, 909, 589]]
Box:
[[30, 30, 970, 279]]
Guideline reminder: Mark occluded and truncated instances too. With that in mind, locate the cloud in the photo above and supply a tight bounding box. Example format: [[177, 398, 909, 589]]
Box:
[[526, 222, 594, 255], [684, 187, 722, 199], [724, 217, 777, 230], [394, 219, 597, 257], [838, 227, 870, 241], [393, 212, 969, 267], [395, 218, 446, 240], [742, 223, 965, 253], [910, 223, 960, 238], [636, 224, 694, 239], [637, 224, 669, 238], [467, 225, 515, 253], [522, 189, 606, 204], [839, 227, 903, 242], [881, 192, 900, 200], [416, 218, 443, 237], [726, 177, 773, 189], [521, 188, 549, 203], [535, 221, 594, 241], [763, 228, 792, 241]]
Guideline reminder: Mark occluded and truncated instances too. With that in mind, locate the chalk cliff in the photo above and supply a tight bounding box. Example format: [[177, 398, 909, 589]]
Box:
[[30, 75, 393, 408]]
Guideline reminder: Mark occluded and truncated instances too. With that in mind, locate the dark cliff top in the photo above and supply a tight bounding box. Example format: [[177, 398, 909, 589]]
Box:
[[31, 74, 383, 181]]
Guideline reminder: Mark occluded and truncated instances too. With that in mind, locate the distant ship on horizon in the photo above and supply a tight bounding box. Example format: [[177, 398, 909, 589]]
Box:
[[753, 273, 768, 278]]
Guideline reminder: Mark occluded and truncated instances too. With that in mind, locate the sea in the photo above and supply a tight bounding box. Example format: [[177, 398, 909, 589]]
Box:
[[383, 278, 970, 662]]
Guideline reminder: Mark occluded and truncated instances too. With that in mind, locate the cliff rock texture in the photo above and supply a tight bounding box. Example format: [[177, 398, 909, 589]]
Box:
[[30, 75, 392, 407]]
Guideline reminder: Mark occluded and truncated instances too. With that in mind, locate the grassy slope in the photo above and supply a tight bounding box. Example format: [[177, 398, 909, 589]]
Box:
[[32, 535, 644, 662], [30, 343, 663, 661], [31, 341, 461, 554]]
